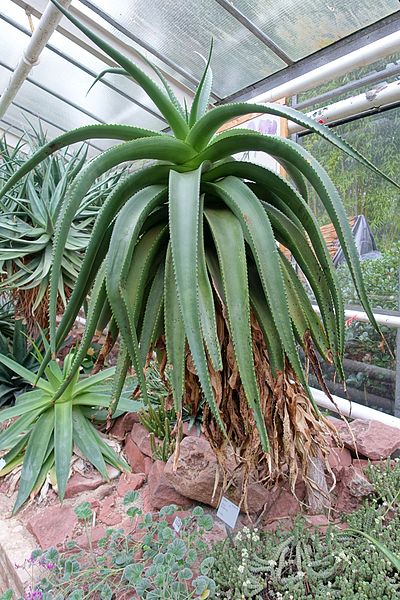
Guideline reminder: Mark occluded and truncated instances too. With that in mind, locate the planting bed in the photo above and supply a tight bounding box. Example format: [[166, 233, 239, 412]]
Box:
[[1, 413, 399, 597]]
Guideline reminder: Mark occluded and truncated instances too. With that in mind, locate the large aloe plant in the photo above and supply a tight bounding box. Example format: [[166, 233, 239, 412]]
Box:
[[0, 133, 121, 330], [1, 0, 398, 494]]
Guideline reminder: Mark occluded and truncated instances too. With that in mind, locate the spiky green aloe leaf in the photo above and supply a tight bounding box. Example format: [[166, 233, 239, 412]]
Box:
[[205, 177, 305, 387], [164, 245, 186, 415], [13, 409, 54, 513], [49, 137, 194, 353], [205, 206, 269, 451], [168, 167, 225, 434], [54, 401, 73, 500]]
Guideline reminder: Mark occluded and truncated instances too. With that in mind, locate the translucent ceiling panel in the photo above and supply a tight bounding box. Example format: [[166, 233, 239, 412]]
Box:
[[72, 0, 287, 98], [0, 66, 114, 155], [31, 46, 165, 129], [230, 0, 399, 61], [0, 4, 166, 133], [0, 103, 116, 158]]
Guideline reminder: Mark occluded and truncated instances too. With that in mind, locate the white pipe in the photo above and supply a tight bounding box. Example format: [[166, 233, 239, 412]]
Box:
[[0, 0, 72, 120], [312, 305, 400, 329], [311, 387, 400, 429], [250, 31, 400, 104], [288, 80, 400, 134]]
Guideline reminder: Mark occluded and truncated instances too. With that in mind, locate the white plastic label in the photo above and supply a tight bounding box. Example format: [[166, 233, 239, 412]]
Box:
[[217, 496, 240, 529], [173, 516, 182, 533]]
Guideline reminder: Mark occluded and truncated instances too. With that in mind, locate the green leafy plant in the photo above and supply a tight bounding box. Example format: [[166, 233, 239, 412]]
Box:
[[16, 501, 215, 599], [0, 348, 142, 512], [0, 318, 39, 407], [0, 132, 121, 330], [0, 131, 25, 189], [0, 298, 15, 339], [2, 0, 398, 499]]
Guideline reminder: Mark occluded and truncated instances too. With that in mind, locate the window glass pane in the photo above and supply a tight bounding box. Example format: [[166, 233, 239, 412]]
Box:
[[231, 0, 399, 61], [72, 0, 286, 98], [310, 328, 397, 416], [299, 107, 400, 313], [298, 109, 399, 417]]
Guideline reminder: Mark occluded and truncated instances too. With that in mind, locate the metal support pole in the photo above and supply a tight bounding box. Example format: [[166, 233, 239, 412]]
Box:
[[0, 0, 71, 119], [395, 271, 400, 418]]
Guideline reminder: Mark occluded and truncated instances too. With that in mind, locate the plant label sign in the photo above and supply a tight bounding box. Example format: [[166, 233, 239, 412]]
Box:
[[217, 496, 240, 529], [173, 515, 182, 534]]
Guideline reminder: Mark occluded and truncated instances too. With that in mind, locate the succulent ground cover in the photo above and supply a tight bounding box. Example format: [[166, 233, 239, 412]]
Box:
[[1, 460, 398, 599]]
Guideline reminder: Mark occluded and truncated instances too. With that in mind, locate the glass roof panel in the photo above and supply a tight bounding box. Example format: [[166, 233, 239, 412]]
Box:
[[71, 0, 287, 98], [0, 107, 105, 158], [0, 8, 165, 132], [229, 0, 399, 61]]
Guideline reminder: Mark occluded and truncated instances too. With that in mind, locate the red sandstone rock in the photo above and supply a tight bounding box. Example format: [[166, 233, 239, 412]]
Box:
[[335, 419, 400, 460], [164, 436, 268, 513], [328, 446, 352, 475], [182, 421, 202, 437], [131, 423, 153, 458], [109, 416, 127, 441], [97, 496, 122, 526], [124, 436, 146, 473], [27, 505, 78, 549], [73, 525, 106, 549], [110, 412, 141, 440], [263, 481, 306, 521], [144, 456, 154, 476], [305, 514, 333, 533], [352, 459, 371, 473], [141, 485, 154, 514], [117, 472, 146, 497], [342, 465, 374, 497], [64, 471, 104, 498], [335, 465, 374, 513], [148, 460, 192, 511]]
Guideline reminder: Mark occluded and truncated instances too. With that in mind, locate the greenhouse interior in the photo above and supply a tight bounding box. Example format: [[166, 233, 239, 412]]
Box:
[[0, 0, 399, 598]]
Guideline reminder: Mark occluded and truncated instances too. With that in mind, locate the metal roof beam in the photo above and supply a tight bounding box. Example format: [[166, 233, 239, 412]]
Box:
[[0, 10, 166, 123], [214, 0, 293, 65], [293, 59, 400, 110], [289, 79, 400, 134]]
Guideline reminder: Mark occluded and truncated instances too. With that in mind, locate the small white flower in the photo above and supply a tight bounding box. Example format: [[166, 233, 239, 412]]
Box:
[[268, 559, 277, 567], [296, 571, 305, 579], [238, 565, 245, 574]]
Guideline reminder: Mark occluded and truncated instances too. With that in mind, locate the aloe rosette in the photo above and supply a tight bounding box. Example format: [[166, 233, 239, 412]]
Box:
[[0, 134, 121, 330], [1, 0, 398, 497], [0, 349, 139, 512]]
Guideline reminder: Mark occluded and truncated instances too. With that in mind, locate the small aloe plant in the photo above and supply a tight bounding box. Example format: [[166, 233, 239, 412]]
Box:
[[0, 346, 141, 512], [1, 0, 398, 498]]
